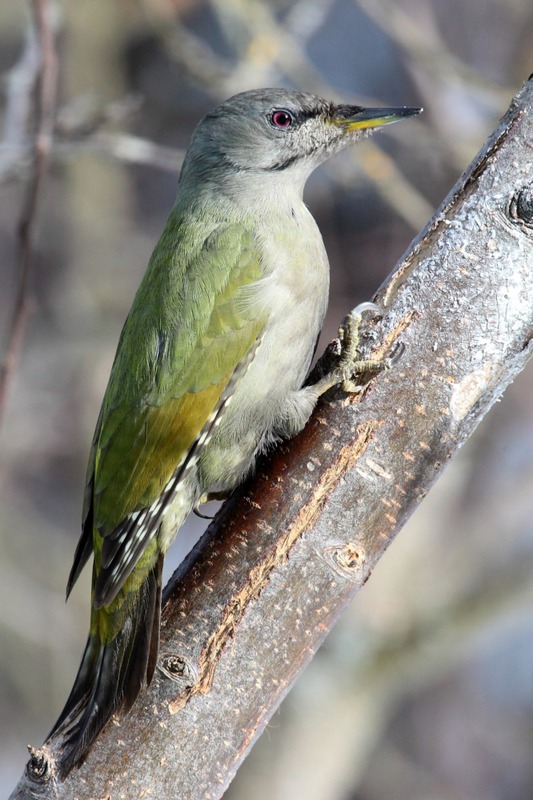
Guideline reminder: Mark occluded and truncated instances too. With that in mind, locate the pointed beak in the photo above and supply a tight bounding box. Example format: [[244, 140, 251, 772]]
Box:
[[330, 105, 422, 132]]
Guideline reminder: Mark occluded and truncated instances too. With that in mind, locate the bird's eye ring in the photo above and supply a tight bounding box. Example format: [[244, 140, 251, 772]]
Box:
[[270, 109, 294, 129]]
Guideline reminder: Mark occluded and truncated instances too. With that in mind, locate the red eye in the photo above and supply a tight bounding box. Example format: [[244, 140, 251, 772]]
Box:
[[271, 109, 293, 129]]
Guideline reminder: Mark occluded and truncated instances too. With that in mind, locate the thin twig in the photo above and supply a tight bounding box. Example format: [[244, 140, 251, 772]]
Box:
[[0, 0, 59, 430], [55, 131, 185, 173]]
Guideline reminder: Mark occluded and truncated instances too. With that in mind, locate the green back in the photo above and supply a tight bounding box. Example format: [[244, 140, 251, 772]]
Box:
[[67, 204, 266, 612]]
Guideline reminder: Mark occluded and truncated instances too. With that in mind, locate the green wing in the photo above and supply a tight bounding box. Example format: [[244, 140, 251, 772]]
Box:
[[68, 213, 265, 606]]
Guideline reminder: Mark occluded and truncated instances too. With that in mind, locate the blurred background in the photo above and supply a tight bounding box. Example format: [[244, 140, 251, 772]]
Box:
[[1, 0, 532, 797]]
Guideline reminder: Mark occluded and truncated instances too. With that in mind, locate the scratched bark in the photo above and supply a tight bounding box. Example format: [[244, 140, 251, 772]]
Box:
[[12, 77, 533, 800]]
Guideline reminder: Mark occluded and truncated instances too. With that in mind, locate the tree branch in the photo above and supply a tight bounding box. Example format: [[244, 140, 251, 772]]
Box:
[[11, 76, 533, 799], [0, 0, 59, 432]]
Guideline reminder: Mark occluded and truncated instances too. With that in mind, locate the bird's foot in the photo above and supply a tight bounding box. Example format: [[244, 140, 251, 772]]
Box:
[[314, 302, 403, 396]]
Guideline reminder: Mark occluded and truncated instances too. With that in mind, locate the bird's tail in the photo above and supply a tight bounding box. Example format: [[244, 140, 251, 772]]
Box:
[[46, 554, 163, 779]]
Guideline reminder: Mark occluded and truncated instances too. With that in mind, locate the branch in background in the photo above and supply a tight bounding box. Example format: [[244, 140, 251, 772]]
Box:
[[0, 2, 432, 235], [55, 131, 185, 173], [330, 142, 435, 231], [10, 76, 533, 800], [56, 93, 186, 172], [138, 0, 234, 91], [355, 0, 512, 104], [0, 14, 39, 178], [353, 0, 519, 175], [0, 0, 59, 431]]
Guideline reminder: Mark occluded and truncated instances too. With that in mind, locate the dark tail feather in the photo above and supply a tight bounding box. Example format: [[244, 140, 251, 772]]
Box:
[[47, 555, 163, 779]]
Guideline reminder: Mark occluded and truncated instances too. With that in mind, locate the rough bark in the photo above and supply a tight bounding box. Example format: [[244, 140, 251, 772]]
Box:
[[11, 76, 533, 800]]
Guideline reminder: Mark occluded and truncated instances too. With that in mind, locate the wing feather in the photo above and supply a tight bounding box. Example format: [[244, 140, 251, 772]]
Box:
[[68, 217, 265, 602]]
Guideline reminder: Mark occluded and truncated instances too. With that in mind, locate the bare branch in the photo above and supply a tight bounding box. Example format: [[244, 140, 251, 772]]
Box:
[[0, 0, 59, 431], [54, 131, 185, 173], [355, 0, 512, 105], [138, 0, 234, 91]]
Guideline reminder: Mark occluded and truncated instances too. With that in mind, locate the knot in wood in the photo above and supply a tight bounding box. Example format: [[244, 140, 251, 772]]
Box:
[[508, 186, 533, 230], [159, 652, 198, 687], [333, 543, 363, 572], [321, 542, 366, 578], [26, 745, 51, 784]]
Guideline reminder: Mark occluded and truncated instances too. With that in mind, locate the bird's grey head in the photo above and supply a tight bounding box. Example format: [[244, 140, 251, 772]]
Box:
[[179, 88, 420, 190]]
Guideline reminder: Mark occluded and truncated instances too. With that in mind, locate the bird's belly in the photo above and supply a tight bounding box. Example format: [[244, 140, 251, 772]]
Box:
[[199, 227, 329, 495], [198, 329, 317, 495]]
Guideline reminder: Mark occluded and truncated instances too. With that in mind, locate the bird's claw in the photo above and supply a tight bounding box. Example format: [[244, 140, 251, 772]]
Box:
[[337, 302, 401, 392], [338, 303, 380, 355], [315, 302, 403, 397], [338, 302, 383, 353]]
